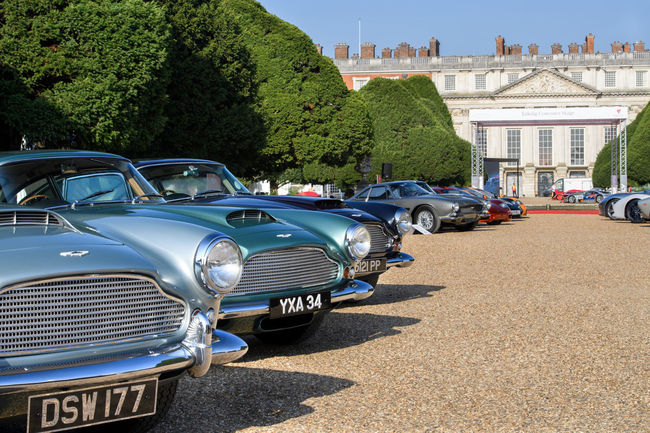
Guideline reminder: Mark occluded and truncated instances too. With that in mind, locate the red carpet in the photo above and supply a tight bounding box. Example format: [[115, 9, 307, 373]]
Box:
[[527, 210, 599, 214]]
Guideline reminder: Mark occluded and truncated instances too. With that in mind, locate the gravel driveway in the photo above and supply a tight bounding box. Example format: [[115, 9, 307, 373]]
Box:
[[153, 214, 649, 432]]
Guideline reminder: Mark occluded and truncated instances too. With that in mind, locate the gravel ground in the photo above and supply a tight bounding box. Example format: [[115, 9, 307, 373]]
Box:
[[153, 214, 649, 433]]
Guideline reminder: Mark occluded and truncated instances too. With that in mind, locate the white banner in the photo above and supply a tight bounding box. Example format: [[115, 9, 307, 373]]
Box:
[[469, 106, 628, 124]]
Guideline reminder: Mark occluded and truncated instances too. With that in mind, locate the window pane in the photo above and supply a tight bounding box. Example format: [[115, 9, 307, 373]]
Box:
[[475, 128, 487, 157], [475, 74, 486, 90], [444, 75, 455, 91], [506, 130, 521, 166], [605, 71, 616, 87], [604, 126, 617, 144], [508, 73, 519, 84], [570, 128, 585, 165], [538, 129, 553, 166], [571, 72, 582, 82], [636, 71, 646, 87]]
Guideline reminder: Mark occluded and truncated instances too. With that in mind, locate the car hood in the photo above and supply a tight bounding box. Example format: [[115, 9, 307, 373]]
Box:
[[0, 224, 157, 289]]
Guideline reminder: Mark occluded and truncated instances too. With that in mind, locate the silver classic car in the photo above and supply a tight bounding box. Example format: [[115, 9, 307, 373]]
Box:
[[0, 151, 373, 348], [0, 205, 247, 432]]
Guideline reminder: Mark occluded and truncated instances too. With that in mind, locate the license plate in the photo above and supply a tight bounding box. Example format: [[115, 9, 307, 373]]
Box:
[[27, 378, 157, 433], [269, 291, 331, 318], [354, 258, 387, 275], [511, 210, 521, 215]]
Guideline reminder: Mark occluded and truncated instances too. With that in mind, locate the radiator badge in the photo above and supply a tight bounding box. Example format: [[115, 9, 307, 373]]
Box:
[[60, 250, 89, 257]]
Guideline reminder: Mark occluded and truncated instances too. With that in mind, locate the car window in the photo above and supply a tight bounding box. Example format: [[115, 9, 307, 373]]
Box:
[[138, 163, 250, 197], [351, 188, 370, 200], [63, 173, 130, 202], [14, 177, 58, 205], [394, 183, 429, 198], [368, 186, 390, 200]]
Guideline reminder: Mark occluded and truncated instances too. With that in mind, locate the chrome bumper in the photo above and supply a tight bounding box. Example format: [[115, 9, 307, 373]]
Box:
[[386, 252, 414, 268], [0, 326, 247, 395], [219, 279, 374, 320], [441, 213, 478, 224]]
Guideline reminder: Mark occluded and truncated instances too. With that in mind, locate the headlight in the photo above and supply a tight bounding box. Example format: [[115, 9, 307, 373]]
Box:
[[195, 235, 243, 295], [394, 208, 412, 235], [500, 203, 510, 209], [345, 224, 371, 260], [452, 203, 460, 213]]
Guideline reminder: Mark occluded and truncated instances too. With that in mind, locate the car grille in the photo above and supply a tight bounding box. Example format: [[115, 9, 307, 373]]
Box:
[[0, 210, 63, 226], [229, 248, 340, 296], [366, 223, 392, 253], [0, 275, 186, 356]]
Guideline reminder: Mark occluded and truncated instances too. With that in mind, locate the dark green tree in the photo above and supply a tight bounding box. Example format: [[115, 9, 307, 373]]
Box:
[[152, 0, 264, 176], [593, 102, 650, 187], [0, 0, 171, 154], [359, 76, 470, 185], [219, 0, 374, 183]]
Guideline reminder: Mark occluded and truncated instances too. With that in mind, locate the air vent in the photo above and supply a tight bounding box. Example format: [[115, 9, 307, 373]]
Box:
[[313, 199, 346, 210], [0, 210, 64, 227], [227, 209, 274, 224]]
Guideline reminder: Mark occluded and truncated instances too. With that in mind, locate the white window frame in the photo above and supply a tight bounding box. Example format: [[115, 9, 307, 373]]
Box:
[[475, 128, 487, 157], [636, 70, 647, 87], [570, 128, 585, 166], [604, 126, 617, 144], [507, 73, 519, 84], [444, 75, 456, 91], [475, 74, 486, 90], [353, 77, 370, 91], [538, 129, 553, 166], [604, 71, 616, 88], [506, 129, 521, 166], [571, 72, 583, 83]]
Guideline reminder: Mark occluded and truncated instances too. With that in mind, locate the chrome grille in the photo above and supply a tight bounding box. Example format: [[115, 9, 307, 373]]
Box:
[[0, 275, 186, 356], [366, 223, 392, 253], [0, 210, 63, 226], [229, 248, 340, 296]]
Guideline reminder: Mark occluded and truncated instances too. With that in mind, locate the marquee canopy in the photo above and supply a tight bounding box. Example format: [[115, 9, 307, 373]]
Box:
[[469, 107, 628, 127]]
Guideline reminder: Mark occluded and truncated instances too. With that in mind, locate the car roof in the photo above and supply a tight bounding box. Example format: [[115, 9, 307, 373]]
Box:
[[0, 150, 128, 166]]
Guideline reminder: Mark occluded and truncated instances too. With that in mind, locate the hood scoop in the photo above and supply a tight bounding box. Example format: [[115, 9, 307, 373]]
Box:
[[226, 209, 275, 226], [0, 210, 65, 227]]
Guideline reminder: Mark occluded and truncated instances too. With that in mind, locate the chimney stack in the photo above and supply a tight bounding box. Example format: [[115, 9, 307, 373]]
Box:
[[395, 42, 412, 58], [568, 42, 579, 54], [418, 46, 429, 57], [611, 41, 622, 53], [496, 35, 505, 55], [334, 43, 349, 59], [585, 33, 595, 53], [551, 43, 562, 54], [361, 42, 375, 59], [509, 44, 522, 55], [381, 47, 392, 58], [528, 43, 539, 55], [634, 41, 645, 52], [623, 42, 631, 53], [429, 37, 440, 56]]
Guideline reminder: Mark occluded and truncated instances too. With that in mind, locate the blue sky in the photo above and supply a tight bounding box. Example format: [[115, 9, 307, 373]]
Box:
[[256, 0, 650, 57]]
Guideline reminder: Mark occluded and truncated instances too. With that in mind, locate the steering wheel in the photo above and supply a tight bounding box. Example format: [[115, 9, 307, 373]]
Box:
[[19, 194, 48, 205], [160, 189, 176, 196]]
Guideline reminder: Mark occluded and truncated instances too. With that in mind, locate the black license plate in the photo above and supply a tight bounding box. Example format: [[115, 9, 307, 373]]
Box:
[[269, 291, 331, 318], [27, 378, 158, 433], [354, 258, 387, 275]]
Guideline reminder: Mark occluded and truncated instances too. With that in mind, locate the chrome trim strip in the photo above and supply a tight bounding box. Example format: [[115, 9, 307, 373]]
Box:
[[386, 253, 415, 268], [218, 279, 373, 319], [210, 330, 248, 365]]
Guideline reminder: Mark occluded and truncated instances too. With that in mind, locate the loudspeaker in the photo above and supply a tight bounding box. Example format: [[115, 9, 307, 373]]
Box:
[[381, 163, 393, 180]]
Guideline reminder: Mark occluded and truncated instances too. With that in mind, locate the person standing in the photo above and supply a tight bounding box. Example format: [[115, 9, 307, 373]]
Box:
[[512, 182, 517, 197]]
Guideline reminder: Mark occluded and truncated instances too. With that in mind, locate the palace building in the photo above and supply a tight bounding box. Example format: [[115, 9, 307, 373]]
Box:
[[329, 34, 650, 196]]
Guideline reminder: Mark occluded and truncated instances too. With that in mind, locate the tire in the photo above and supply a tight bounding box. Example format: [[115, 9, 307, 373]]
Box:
[[606, 198, 619, 220], [358, 273, 380, 287], [454, 221, 477, 231], [413, 206, 440, 234], [105, 379, 178, 433], [568, 195, 576, 203], [596, 194, 603, 203], [626, 199, 643, 223], [255, 312, 326, 345]]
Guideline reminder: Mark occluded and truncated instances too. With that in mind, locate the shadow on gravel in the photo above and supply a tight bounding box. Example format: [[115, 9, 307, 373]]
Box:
[[242, 311, 420, 361], [346, 283, 445, 307], [151, 366, 354, 433]]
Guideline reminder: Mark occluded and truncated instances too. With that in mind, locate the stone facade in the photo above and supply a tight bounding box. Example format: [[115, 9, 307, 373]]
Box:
[[332, 35, 650, 196]]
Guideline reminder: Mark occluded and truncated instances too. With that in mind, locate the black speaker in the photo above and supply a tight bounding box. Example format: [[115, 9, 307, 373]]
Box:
[[381, 163, 393, 180]]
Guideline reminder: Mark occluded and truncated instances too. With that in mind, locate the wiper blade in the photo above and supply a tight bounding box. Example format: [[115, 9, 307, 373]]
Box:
[[78, 189, 115, 202], [131, 193, 164, 204], [192, 189, 224, 199]]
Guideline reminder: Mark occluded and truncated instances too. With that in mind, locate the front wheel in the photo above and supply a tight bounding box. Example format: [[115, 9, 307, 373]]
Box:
[[626, 199, 643, 223], [568, 195, 576, 203], [596, 194, 603, 203], [606, 198, 619, 220], [414, 207, 440, 233], [255, 312, 326, 345]]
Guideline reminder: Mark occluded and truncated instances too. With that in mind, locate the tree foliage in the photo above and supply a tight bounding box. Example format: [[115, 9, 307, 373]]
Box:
[[593, 102, 650, 187], [0, 0, 172, 154], [219, 0, 374, 182], [359, 76, 470, 185]]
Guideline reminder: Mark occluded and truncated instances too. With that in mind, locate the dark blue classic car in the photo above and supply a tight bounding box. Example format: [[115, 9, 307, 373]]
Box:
[[135, 159, 414, 287]]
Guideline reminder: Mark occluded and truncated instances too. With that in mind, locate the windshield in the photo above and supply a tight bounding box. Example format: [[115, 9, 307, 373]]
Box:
[[415, 181, 434, 193], [0, 157, 164, 207], [138, 163, 251, 198], [391, 183, 430, 198]]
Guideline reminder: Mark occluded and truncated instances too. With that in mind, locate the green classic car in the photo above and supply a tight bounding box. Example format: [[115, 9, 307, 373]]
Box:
[[0, 204, 248, 432], [0, 151, 373, 344]]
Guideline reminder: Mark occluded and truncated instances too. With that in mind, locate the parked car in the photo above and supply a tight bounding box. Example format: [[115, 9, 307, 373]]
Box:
[[608, 192, 650, 223], [134, 159, 414, 288], [599, 190, 650, 217], [458, 187, 524, 218], [348, 181, 482, 233], [0, 204, 248, 432], [562, 188, 608, 203], [428, 186, 511, 225], [0, 151, 373, 346], [637, 197, 650, 221]]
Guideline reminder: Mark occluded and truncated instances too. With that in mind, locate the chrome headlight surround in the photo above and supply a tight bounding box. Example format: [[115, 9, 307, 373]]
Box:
[[452, 202, 460, 213], [195, 234, 243, 296], [394, 208, 412, 235], [345, 224, 371, 260]]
